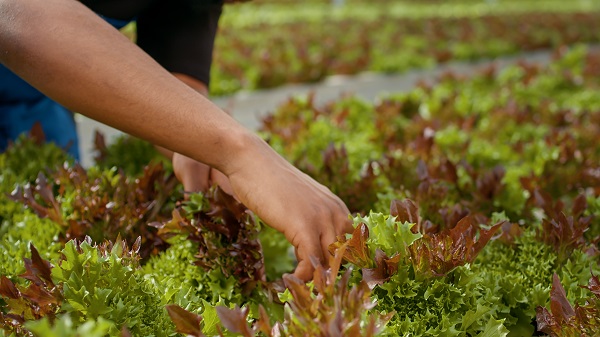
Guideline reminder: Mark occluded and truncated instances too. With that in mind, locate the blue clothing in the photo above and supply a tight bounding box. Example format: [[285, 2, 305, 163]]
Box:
[[98, 15, 132, 30], [0, 65, 80, 160], [0, 15, 133, 161]]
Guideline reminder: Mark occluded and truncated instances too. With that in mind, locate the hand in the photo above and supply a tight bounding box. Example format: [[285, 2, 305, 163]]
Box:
[[172, 153, 235, 196], [225, 135, 353, 281]]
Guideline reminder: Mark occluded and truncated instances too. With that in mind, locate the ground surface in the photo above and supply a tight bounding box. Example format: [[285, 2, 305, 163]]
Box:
[[76, 50, 554, 167]]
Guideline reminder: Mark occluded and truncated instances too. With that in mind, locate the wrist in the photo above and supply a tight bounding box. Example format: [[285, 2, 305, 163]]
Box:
[[213, 128, 265, 177]]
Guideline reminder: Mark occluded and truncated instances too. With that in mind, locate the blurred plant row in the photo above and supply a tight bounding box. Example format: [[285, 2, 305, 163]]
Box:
[[208, 0, 600, 95], [1, 44, 599, 336]]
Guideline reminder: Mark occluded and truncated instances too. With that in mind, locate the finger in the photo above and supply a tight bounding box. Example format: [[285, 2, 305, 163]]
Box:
[[173, 155, 211, 194], [209, 168, 236, 197], [339, 214, 354, 234], [327, 196, 353, 235], [293, 258, 314, 282], [291, 234, 325, 282], [320, 221, 337, 262]]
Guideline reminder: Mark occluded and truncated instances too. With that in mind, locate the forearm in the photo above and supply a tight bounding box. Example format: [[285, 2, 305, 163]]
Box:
[[0, 0, 251, 174]]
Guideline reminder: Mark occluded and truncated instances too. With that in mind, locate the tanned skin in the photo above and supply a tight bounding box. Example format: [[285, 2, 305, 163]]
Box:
[[0, 0, 353, 281], [157, 73, 234, 196]]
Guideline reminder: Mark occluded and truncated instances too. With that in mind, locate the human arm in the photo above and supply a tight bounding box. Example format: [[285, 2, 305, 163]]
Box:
[[0, 0, 352, 280], [160, 72, 234, 196]]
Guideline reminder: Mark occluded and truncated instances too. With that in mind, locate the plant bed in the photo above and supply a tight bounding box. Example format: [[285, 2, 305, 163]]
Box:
[[210, 1, 600, 96], [1, 45, 600, 336]]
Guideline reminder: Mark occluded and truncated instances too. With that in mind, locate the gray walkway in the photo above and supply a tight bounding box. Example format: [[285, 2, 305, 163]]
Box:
[[76, 50, 555, 167]]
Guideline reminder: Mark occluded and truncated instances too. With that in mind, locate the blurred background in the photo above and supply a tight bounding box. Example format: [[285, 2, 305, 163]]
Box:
[[77, 0, 600, 166]]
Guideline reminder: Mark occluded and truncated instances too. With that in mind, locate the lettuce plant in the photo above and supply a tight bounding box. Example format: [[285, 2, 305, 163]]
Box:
[[10, 163, 178, 259], [0, 245, 62, 336], [536, 273, 600, 336], [93, 132, 172, 178], [0, 211, 62, 281], [52, 239, 175, 336], [0, 133, 71, 223], [0, 239, 176, 337], [154, 189, 265, 294], [166, 245, 391, 337], [330, 206, 509, 336]]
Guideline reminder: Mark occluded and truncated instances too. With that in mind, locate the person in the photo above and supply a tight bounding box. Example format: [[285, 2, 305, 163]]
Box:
[[1, 0, 230, 192], [0, 0, 353, 281]]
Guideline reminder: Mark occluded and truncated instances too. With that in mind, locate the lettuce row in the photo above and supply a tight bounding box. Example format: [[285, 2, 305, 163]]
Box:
[[261, 45, 600, 223]]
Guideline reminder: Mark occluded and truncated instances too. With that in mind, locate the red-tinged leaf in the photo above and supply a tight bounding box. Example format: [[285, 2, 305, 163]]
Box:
[[93, 130, 108, 162], [583, 272, 600, 297], [536, 269, 600, 335], [362, 266, 387, 289], [35, 174, 58, 210], [329, 243, 346, 282], [409, 215, 503, 276], [549, 273, 575, 322], [390, 199, 419, 229], [310, 256, 329, 295], [302, 144, 379, 214], [2, 312, 25, 325], [0, 276, 20, 299], [216, 306, 253, 337], [498, 222, 524, 245], [571, 194, 587, 218], [416, 160, 429, 180], [329, 224, 371, 268], [535, 306, 556, 334], [362, 250, 401, 289], [534, 189, 563, 220], [177, 186, 264, 286], [274, 240, 389, 336], [20, 245, 54, 288], [383, 252, 402, 277], [537, 193, 591, 265], [282, 274, 314, 310], [10, 161, 175, 260], [166, 304, 205, 337], [30, 244, 54, 287], [346, 224, 370, 266], [345, 321, 361, 337], [21, 282, 59, 307], [156, 209, 189, 236], [439, 204, 469, 232], [1, 312, 27, 334], [132, 236, 141, 255], [471, 220, 504, 256], [9, 186, 51, 221], [337, 225, 370, 269], [120, 326, 132, 337], [475, 166, 504, 200], [29, 122, 46, 145], [338, 268, 352, 300], [254, 305, 273, 337]]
